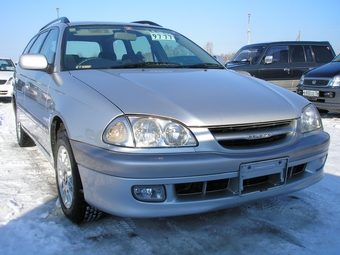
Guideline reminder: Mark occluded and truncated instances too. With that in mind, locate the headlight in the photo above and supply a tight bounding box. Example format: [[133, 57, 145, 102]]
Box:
[[103, 116, 197, 148], [329, 75, 340, 87], [299, 74, 305, 85], [6, 77, 13, 85], [301, 104, 322, 133]]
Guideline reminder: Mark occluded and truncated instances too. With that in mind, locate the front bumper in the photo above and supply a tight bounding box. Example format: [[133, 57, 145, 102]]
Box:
[[0, 84, 12, 97], [72, 131, 330, 218], [297, 86, 340, 112]]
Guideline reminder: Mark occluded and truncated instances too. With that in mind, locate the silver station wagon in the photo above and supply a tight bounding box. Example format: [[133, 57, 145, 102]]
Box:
[[13, 17, 330, 223]]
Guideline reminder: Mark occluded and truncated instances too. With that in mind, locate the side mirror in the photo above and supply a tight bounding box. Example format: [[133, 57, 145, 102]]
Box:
[[264, 55, 273, 65], [19, 54, 48, 70]]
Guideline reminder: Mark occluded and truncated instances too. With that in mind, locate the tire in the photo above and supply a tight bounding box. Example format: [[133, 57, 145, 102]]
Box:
[[14, 106, 35, 147], [54, 130, 102, 223]]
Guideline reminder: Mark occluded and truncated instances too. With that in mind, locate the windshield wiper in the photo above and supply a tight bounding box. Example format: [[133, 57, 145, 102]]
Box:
[[181, 63, 224, 69], [110, 62, 181, 69]]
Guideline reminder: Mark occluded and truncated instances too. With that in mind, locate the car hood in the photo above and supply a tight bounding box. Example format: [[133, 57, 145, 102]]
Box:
[[70, 69, 306, 126], [0, 71, 14, 79], [305, 62, 340, 77]]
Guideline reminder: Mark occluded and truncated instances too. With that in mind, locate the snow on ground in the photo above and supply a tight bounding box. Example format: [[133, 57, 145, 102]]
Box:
[[0, 98, 339, 255]]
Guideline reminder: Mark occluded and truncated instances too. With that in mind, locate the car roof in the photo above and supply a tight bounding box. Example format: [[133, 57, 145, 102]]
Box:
[[40, 17, 163, 31], [243, 41, 331, 47]]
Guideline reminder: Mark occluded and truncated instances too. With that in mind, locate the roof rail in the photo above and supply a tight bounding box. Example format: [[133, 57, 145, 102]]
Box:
[[40, 17, 70, 31], [132, 20, 162, 27]]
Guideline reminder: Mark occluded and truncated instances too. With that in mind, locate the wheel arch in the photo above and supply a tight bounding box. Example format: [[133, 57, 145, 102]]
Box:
[[51, 116, 66, 155]]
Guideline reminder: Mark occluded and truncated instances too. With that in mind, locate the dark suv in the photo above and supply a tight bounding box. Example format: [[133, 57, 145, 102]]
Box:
[[226, 41, 335, 91]]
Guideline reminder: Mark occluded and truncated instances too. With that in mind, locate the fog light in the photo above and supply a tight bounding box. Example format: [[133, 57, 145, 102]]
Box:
[[323, 92, 335, 98], [316, 155, 327, 170], [132, 185, 165, 202]]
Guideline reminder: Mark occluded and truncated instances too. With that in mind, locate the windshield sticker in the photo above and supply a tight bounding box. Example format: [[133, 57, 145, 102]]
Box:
[[149, 31, 175, 41], [124, 26, 134, 31]]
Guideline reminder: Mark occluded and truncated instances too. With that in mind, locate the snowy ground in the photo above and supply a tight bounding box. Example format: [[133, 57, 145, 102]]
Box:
[[0, 97, 339, 255]]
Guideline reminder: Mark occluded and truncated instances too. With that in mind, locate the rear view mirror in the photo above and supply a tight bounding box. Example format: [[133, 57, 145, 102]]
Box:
[[114, 32, 136, 41]]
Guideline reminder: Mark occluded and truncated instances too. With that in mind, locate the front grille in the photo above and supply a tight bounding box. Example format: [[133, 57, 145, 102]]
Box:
[[174, 163, 306, 198], [304, 79, 330, 86], [209, 120, 294, 149]]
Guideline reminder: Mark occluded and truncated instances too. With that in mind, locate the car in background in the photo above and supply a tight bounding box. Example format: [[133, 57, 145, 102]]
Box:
[[226, 41, 335, 91], [0, 57, 15, 98], [12, 17, 329, 223], [297, 54, 340, 113]]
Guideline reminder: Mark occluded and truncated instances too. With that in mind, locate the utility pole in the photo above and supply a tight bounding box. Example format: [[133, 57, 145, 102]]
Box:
[[247, 14, 251, 44], [56, 8, 60, 18]]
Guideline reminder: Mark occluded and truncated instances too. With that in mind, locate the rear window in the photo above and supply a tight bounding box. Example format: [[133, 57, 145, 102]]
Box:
[[312, 46, 334, 63]]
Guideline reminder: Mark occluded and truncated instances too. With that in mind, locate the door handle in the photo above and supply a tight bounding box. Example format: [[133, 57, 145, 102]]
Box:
[[284, 68, 290, 74]]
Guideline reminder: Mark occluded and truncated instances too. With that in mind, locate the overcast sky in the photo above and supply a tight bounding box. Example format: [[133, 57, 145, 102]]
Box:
[[1, 0, 339, 61]]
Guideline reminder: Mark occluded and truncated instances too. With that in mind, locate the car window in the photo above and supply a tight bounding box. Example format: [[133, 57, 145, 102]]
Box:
[[29, 31, 49, 54], [113, 40, 127, 61], [0, 59, 15, 71], [40, 29, 59, 64], [312, 45, 334, 63], [290, 46, 305, 63], [265, 45, 289, 63], [304, 46, 314, 62], [62, 25, 222, 70], [230, 45, 266, 62], [130, 36, 152, 61], [22, 36, 38, 55], [66, 41, 100, 58]]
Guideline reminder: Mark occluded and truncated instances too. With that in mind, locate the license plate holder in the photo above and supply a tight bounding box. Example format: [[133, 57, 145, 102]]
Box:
[[239, 158, 288, 195], [303, 90, 319, 97]]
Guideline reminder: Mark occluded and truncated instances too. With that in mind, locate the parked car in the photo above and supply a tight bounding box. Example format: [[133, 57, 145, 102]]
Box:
[[226, 41, 335, 91], [13, 17, 329, 223], [0, 57, 15, 98], [297, 54, 340, 113]]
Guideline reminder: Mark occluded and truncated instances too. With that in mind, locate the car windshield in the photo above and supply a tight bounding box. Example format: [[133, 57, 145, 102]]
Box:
[[62, 25, 224, 71], [229, 45, 266, 63], [0, 59, 15, 71]]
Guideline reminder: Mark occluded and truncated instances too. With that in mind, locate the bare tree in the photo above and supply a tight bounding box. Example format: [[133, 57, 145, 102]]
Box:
[[221, 52, 236, 62], [205, 42, 213, 55]]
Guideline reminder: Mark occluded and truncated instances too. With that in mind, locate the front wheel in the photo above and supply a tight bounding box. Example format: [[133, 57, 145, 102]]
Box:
[[54, 130, 102, 223]]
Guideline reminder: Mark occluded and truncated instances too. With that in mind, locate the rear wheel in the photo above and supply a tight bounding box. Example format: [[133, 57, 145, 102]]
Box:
[[55, 130, 102, 223]]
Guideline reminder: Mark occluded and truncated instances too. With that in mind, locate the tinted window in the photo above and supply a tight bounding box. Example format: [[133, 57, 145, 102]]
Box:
[[29, 32, 48, 54], [265, 45, 289, 63], [290, 46, 305, 63], [230, 45, 266, 62], [304, 46, 314, 62], [312, 46, 334, 63]]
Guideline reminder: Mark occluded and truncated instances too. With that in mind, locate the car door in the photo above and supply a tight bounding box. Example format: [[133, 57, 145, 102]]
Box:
[[257, 45, 293, 91], [289, 45, 317, 89], [20, 29, 58, 156]]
